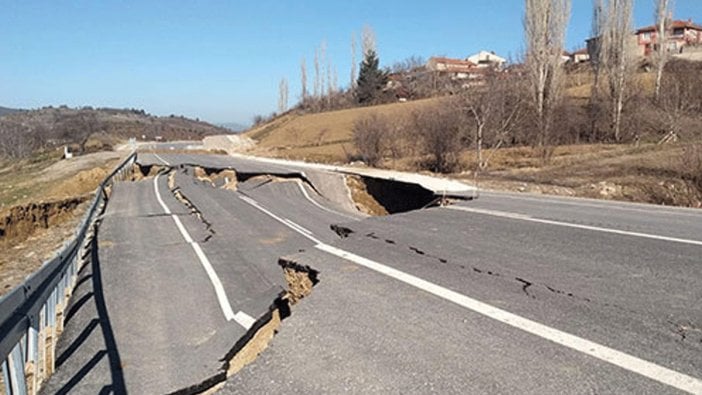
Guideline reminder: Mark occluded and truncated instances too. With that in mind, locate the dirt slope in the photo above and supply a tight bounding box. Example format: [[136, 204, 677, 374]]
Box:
[[245, 98, 439, 163]]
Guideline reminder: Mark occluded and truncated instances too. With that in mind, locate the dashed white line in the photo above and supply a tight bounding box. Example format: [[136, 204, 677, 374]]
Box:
[[448, 205, 702, 246], [153, 175, 255, 328]]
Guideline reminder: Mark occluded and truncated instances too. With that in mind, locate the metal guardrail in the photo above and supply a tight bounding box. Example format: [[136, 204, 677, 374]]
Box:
[[0, 152, 137, 395]]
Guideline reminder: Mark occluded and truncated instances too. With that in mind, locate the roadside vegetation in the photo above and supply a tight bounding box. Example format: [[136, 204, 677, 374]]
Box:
[[0, 107, 228, 293], [247, 0, 702, 208]]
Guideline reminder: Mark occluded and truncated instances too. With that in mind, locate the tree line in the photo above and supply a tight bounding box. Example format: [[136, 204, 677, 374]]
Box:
[[351, 0, 702, 173]]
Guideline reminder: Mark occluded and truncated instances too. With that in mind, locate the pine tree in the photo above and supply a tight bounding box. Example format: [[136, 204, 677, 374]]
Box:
[[355, 49, 386, 105]]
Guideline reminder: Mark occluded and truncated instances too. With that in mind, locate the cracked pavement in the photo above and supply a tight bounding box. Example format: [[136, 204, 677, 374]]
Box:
[[43, 150, 702, 394]]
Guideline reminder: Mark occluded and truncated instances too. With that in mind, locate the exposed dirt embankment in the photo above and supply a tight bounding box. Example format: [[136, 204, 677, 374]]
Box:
[[0, 151, 124, 296], [0, 197, 87, 242], [0, 198, 90, 295]]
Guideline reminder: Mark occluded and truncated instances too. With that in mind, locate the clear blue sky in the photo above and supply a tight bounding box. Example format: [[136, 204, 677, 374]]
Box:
[[1, 1, 699, 125]]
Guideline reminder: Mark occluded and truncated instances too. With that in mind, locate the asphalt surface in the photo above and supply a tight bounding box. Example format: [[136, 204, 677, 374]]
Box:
[[45, 149, 702, 394]]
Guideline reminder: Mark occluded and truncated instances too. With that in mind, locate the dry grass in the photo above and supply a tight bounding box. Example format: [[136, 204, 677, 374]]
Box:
[[245, 69, 701, 207], [0, 149, 125, 296], [461, 142, 702, 207], [245, 98, 440, 163]]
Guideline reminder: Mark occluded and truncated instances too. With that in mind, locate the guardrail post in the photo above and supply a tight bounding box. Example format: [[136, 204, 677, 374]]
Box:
[[55, 279, 65, 337], [5, 342, 28, 395], [36, 309, 45, 386], [44, 292, 56, 377], [2, 359, 10, 394], [24, 326, 38, 395]]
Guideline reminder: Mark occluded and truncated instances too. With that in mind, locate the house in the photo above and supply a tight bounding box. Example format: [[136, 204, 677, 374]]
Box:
[[636, 19, 702, 56], [586, 34, 640, 63], [570, 48, 590, 63], [426, 57, 478, 79], [466, 51, 506, 69]]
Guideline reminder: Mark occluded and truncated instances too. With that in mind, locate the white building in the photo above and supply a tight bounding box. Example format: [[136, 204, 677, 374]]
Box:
[[466, 51, 506, 68]]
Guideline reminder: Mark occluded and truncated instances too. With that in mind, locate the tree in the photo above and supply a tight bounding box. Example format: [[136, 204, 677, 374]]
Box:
[[313, 45, 321, 98], [654, 0, 672, 102], [455, 74, 526, 170], [353, 114, 387, 166], [355, 26, 386, 105], [523, 0, 571, 159], [300, 57, 308, 102], [588, 0, 606, 141], [350, 33, 358, 90], [598, 0, 635, 142], [411, 102, 464, 173], [57, 110, 103, 154], [278, 78, 289, 114]]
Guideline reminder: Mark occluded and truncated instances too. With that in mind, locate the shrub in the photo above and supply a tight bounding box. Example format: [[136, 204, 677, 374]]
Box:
[[353, 114, 387, 166]]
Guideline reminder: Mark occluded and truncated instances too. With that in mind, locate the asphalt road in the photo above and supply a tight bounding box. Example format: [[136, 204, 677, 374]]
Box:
[[45, 150, 702, 394]]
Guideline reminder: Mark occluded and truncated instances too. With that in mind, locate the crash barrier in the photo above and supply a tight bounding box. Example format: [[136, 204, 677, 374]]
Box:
[[0, 152, 136, 394]]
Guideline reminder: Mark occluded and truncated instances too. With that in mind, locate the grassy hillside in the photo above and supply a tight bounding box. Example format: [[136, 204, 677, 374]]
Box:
[[243, 70, 702, 207], [246, 98, 440, 163]]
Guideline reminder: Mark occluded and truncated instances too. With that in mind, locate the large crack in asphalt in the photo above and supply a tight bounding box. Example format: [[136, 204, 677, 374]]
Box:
[[104, 160, 464, 393], [151, 165, 323, 394], [167, 170, 217, 243]]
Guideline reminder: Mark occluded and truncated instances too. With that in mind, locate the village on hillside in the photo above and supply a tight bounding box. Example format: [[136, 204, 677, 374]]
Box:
[[384, 17, 702, 100]]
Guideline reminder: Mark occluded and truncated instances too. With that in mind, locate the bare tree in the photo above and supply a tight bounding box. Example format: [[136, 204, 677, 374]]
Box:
[[327, 58, 333, 98], [654, 0, 673, 101], [313, 46, 321, 98], [350, 33, 358, 90], [57, 110, 102, 154], [657, 60, 702, 143], [361, 25, 376, 57], [455, 75, 526, 170], [300, 57, 308, 102], [411, 101, 464, 173], [524, 0, 571, 159], [598, 0, 634, 142], [320, 40, 327, 100], [588, 0, 606, 141], [353, 114, 387, 166], [278, 78, 289, 114]]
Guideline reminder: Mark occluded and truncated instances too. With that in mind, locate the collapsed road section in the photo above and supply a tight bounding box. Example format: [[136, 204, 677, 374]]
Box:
[[38, 152, 476, 394]]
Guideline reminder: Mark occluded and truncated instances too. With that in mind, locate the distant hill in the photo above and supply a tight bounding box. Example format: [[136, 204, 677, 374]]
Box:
[[0, 107, 21, 117], [0, 106, 231, 158], [217, 122, 248, 132]]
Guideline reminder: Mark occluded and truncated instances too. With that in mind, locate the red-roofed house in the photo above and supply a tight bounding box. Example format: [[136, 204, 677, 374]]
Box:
[[636, 19, 702, 56], [426, 57, 477, 79]]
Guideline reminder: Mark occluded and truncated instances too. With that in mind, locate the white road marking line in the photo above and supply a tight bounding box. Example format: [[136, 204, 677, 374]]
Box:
[[481, 191, 702, 216], [153, 175, 242, 325], [314, 243, 702, 394], [282, 218, 313, 236], [448, 205, 702, 247], [233, 311, 256, 330], [238, 195, 323, 244], [152, 153, 171, 166], [236, 193, 702, 392], [294, 178, 357, 220]]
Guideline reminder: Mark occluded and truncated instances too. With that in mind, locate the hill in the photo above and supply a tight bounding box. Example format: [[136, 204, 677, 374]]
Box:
[[0, 106, 21, 117], [246, 98, 440, 163], [243, 71, 702, 207], [0, 106, 230, 158], [218, 122, 248, 132]]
